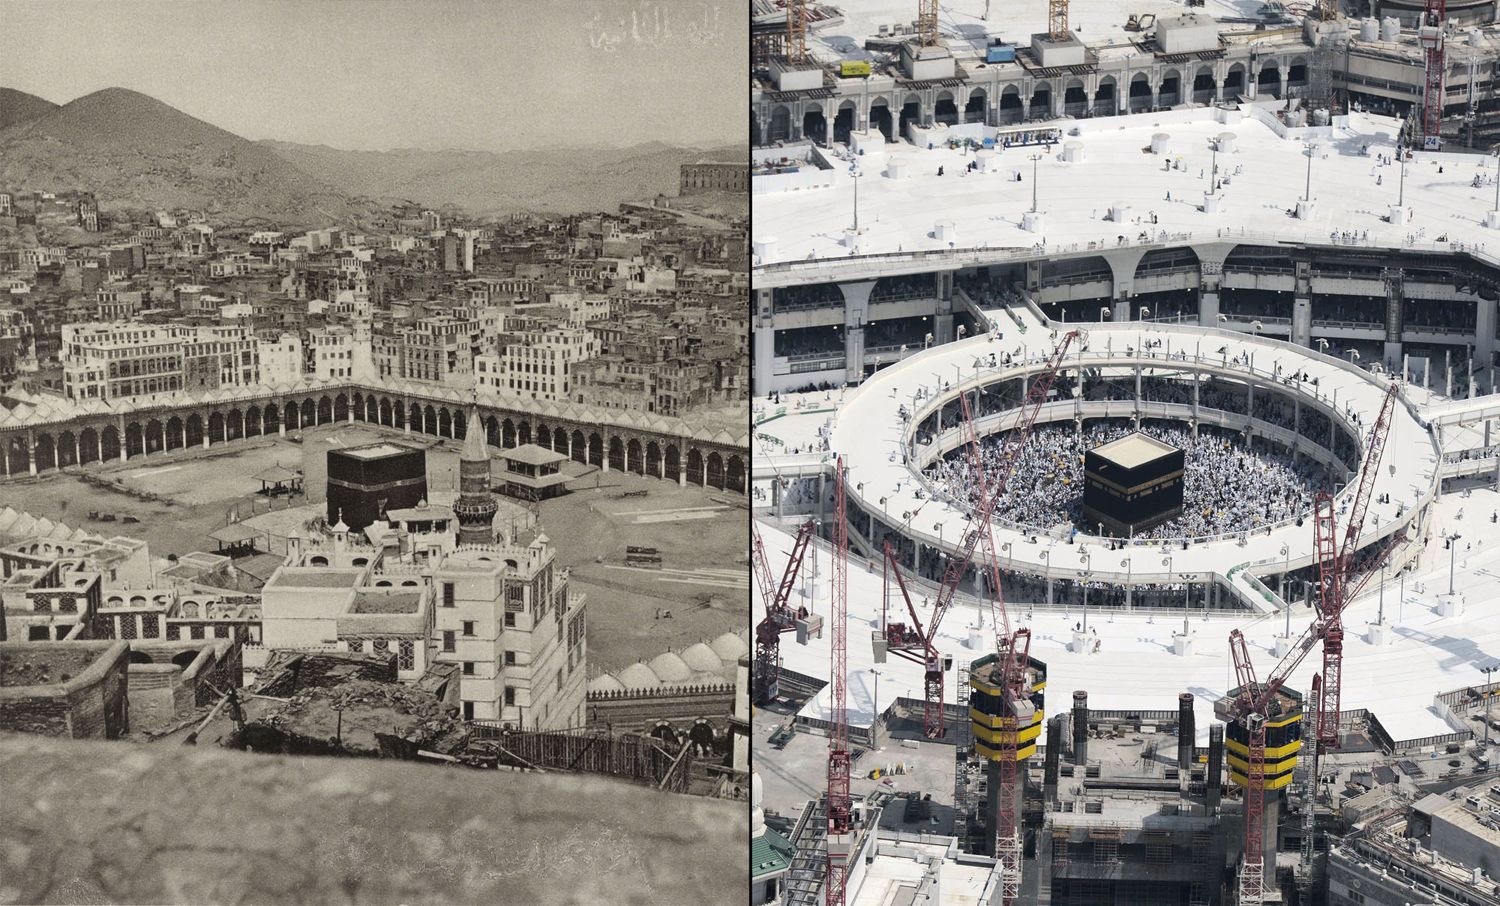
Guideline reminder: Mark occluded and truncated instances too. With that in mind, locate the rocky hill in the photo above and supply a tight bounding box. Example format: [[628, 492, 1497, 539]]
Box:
[[260, 140, 744, 216], [0, 88, 58, 131], [0, 87, 367, 226]]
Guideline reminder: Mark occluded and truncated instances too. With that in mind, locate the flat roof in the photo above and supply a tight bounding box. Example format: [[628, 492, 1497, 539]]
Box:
[[501, 443, 568, 467], [350, 590, 423, 614], [337, 442, 416, 461], [1091, 432, 1179, 469], [267, 567, 364, 589]]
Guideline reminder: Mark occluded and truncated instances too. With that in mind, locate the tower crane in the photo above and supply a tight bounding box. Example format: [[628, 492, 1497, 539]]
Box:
[[917, 0, 941, 46], [1420, 0, 1448, 149], [786, 0, 809, 65], [825, 455, 852, 906], [880, 330, 1078, 740], [1313, 381, 1398, 753], [752, 520, 816, 704]]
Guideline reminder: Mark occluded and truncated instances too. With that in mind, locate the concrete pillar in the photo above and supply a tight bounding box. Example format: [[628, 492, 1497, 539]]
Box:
[[118, 417, 128, 463], [181, 422, 188, 448], [74, 435, 82, 465], [678, 463, 687, 487], [1072, 690, 1089, 765], [841, 281, 874, 384], [26, 432, 36, 477], [1292, 296, 1312, 348]]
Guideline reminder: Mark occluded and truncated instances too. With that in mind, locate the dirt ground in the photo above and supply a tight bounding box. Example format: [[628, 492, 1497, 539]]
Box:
[[0, 421, 748, 671]]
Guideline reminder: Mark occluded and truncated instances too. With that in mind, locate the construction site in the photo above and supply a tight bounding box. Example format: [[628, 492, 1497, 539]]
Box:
[[751, 1, 1500, 904]]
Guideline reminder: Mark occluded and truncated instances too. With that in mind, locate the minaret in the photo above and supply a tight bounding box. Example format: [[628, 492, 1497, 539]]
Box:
[[454, 402, 497, 546]]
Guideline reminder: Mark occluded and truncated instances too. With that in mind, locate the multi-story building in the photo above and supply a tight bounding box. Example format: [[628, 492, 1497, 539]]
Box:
[[176, 324, 258, 391], [257, 331, 304, 386], [373, 315, 476, 385], [61, 324, 185, 401], [306, 325, 355, 381], [493, 326, 600, 401], [95, 286, 145, 322], [0, 309, 36, 380]]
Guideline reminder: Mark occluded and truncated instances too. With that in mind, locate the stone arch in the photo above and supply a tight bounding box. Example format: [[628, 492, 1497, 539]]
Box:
[[245, 405, 262, 437], [769, 104, 791, 143], [706, 451, 725, 490], [802, 102, 826, 143], [1159, 67, 1183, 106], [550, 426, 568, 454], [165, 416, 183, 451], [171, 650, 198, 670], [869, 98, 894, 140], [129, 650, 154, 665], [1029, 81, 1051, 117], [317, 395, 333, 424], [227, 409, 243, 441], [34, 433, 57, 471], [587, 432, 603, 467], [1129, 72, 1153, 112], [486, 415, 501, 447], [686, 448, 704, 486], [964, 87, 987, 124], [124, 422, 144, 458], [284, 402, 298, 430], [1192, 65, 1218, 103], [727, 455, 746, 493], [502, 418, 516, 448], [334, 393, 349, 422], [1287, 56, 1308, 92], [1063, 77, 1088, 116], [626, 438, 643, 474], [145, 419, 163, 454], [607, 435, 625, 471], [1094, 75, 1117, 114], [206, 411, 224, 445], [264, 404, 281, 433], [536, 424, 552, 450], [438, 407, 453, 437], [899, 92, 921, 136], [300, 398, 315, 427], [571, 429, 586, 463], [423, 405, 436, 435], [1258, 60, 1281, 98], [181, 601, 199, 618], [999, 85, 1023, 124], [452, 409, 466, 440], [834, 99, 857, 144], [1225, 62, 1246, 96], [80, 426, 100, 464], [56, 430, 76, 467], [934, 89, 958, 126], [665, 444, 681, 481], [101, 425, 121, 462], [646, 441, 662, 477], [517, 421, 531, 445], [379, 397, 393, 426]]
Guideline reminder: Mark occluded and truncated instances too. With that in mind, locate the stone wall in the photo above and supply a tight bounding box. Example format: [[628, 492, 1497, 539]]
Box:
[[586, 683, 737, 733], [0, 733, 748, 905], [0, 640, 130, 739]]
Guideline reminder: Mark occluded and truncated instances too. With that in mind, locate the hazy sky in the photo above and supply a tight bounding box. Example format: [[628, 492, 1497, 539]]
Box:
[[4, 0, 745, 151]]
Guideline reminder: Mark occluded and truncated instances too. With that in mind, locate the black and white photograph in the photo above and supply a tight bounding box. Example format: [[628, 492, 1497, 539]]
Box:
[[0, 2, 748, 903]]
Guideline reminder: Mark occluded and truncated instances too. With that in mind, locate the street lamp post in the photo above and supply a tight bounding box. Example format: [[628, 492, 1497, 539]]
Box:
[[1029, 152, 1043, 213], [1123, 557, 1133, 611], [1482, 665, 1497, 749], [1449, 534, 1462, 595], [1279, 543, 1290, 605], [851, 164, 862, 232], [1303, 142, 1315, 203]]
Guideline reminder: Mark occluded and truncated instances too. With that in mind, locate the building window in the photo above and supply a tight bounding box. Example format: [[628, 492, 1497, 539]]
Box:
[[463, 701, 474, 721], [442, 631, 455, 653], [398, 640, 415, 670], [504, 612, 516, 628], [463, 661, 475, 676], [28, 625, 49, 641], [504, 650, 517, 666], [504, 687, 516, 706], [442, 582, 455, 606], [462, 620, 475, 636]]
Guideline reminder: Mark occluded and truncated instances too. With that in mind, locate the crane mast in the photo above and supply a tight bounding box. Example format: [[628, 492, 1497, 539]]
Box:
[[753, 520, 815, 704], [825, 455, 851, 906], [1420, 0, 1448, 149], [890, 329, 1076, 739]]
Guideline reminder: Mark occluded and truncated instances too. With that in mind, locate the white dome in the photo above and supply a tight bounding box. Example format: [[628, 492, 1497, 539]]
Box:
[[751, 771, 765, 838], [617, 662, 660, 690], [710, 631, 748, 661], [648, 652, 692, 684], [680, 642, 722, 673], [588, 674, 625, 693]]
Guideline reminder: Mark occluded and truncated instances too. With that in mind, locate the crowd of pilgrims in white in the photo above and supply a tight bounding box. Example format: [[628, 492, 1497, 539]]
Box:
[[926, 418, 1330, 539]]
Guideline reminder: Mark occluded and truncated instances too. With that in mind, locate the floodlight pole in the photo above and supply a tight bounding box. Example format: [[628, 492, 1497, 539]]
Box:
[[1030, 153, 1043, 213]]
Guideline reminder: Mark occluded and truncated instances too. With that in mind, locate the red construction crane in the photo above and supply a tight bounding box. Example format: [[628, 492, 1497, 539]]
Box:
[[753, 520, 816, 704], [825, 455, 852, 906], [786, 0, 809, 65], [1420, 0, 1448, 149], [1313, 382, 1398, 753], [880, 329, 1077, 740]]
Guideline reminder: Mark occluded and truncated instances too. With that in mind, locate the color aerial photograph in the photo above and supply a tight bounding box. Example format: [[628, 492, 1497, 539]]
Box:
[[0, 2, 748, 904], [750, 1, 1500, 905]]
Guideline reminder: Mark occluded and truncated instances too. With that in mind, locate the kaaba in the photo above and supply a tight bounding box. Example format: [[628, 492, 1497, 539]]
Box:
[[326, 443, 428, 532], [1082, 432, 1185, 536]]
